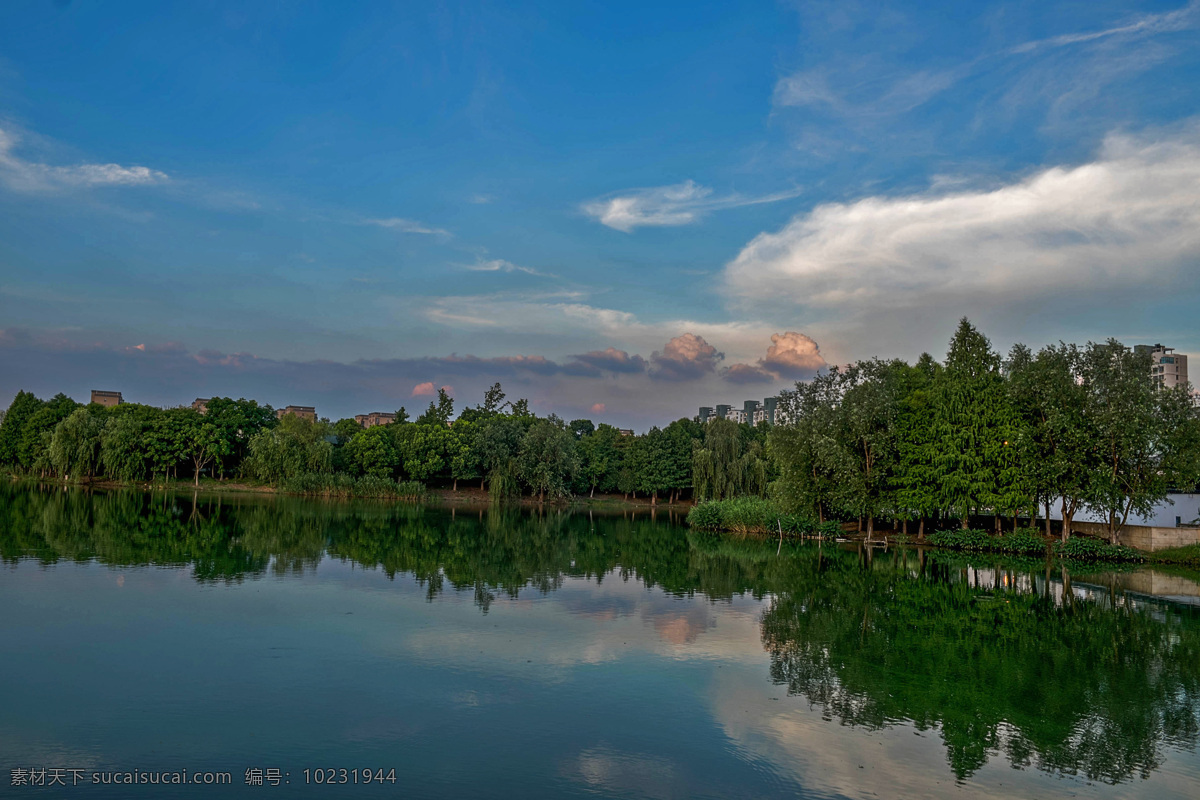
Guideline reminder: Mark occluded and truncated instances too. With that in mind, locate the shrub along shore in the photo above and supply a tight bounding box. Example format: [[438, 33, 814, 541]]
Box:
[[687, 498, 1200, 565]]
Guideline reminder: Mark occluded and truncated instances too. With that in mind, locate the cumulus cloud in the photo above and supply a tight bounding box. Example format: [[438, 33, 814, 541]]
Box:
[[411, 381, 436, 396], [364, 217, 450, 236], [722, 332, 826, 384], [724, 130, 1200, 315], [568, 347, 648, 375], [0, 127, 169, 192], [590, 403, 606, 414], [582, 180, 802, 232], [649, 333, 724, 381]]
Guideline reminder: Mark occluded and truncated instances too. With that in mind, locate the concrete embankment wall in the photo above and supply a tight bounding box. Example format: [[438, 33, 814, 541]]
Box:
[[1070, 521, 1200, 552]]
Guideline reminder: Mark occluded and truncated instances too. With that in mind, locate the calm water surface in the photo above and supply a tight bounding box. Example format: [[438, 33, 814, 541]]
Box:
[[3, 486, 1200, 798]]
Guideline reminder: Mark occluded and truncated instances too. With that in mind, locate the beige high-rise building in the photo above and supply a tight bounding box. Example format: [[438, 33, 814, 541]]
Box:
[[1137, 344, 1189, 390]]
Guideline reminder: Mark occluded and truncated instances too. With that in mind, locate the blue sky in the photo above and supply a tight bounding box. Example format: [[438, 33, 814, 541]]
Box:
[[2, 1, 1199, 427]]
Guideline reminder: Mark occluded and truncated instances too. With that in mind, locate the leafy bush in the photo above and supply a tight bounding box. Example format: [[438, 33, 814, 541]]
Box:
[[928, 528, 1049, 555], [1054, 536, 1143, 562], [928, 529, 995, 551], [995, 529, 1048, 556], [282, 472, 425, 500], [687, 501, 724, 530]]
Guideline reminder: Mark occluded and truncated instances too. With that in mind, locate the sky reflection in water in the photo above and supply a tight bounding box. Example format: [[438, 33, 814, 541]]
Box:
[[2, 485, 1199, 799]]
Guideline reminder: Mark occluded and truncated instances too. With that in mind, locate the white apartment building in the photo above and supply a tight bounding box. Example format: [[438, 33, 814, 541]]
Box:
[[1137, 344, 1189, 390]]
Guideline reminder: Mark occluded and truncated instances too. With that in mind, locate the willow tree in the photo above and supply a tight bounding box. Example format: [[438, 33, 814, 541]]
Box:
[[769, 371, 841, 521], [48, 407, 105, 480], [693, 418, 767, 501]]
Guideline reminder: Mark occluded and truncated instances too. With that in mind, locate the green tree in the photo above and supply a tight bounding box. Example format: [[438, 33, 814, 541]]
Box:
[[48, 407, 105, 480], [0, 391, 43, 466], [472, 415, 526, 496], [519, 417, 579, 501], [18, 393, 78, 471], [931, 319, 1018, 528], [399, 424, 450, 481], [346, 426, 400, 478], [579, 424, 622, 497], [447, 419, 480, 491], [101, 409, 156, 482], [892, 354, 941, 536], [1082, 340, 1200, 543], [416, 388, 455, 427]]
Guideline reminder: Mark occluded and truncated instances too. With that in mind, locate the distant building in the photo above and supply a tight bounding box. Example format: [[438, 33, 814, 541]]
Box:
[[192, 398, 210, 414], [763, 396, 779, 425], [277, 405, 317, 422], [1136, 344, 1190, 391], [698, 396, 781, 426], [355, 411, 396, 428], [618, 428, 635, 437], [91, 390, 122, 407]]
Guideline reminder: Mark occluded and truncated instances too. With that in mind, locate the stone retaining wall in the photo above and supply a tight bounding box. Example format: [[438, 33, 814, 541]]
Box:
[[1070, 521, 1200, 552]]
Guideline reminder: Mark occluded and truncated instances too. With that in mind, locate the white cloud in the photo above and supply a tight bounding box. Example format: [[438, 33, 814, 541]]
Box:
[[0, 127, 169, 191], [465, 258, 551, 277], [1010, 1, 1199, 54], [582, 180, 802, 232], [363, 217, 450, 236], [724, 129, 1200, 314]]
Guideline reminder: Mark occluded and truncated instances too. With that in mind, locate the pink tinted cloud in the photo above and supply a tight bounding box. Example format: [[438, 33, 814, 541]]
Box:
[[649, 333, 724, 381], [411, 381, 436, 396], [590, 402, 606, 414]]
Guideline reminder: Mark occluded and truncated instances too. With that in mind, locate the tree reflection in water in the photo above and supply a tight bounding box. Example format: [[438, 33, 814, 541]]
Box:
[[2, 484, 1198, 784]]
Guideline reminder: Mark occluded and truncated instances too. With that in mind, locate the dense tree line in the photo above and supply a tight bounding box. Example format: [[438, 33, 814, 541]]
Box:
[[4, 318, 1195, 525], [0, 382, 770, 502], [770, 318, 1200, 542]]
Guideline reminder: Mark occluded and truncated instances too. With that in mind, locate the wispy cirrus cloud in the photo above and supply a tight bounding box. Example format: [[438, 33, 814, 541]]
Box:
[[1010, 1, 1199, 54], [582, 180, 802, 232], [465, 258, 553, 277], [363, 217, 450, 236], [772, 2, 1200, 154], [0, 127, 169, 192]]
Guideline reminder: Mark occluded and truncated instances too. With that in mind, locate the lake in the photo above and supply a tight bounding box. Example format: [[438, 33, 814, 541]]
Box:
[[3, 485, 1200, 799]]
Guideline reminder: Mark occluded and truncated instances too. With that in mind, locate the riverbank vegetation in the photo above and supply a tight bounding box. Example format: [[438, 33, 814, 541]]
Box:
[[770, 318, 1200, 544], [2, 319, 1198, 540]]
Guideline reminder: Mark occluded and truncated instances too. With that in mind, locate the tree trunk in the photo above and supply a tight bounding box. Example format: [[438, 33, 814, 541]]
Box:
[[453, 478, 458, 491], [902, 519, 908, 536], [1044, 500, 1052, 537], [480, 477, 486, 490], [866, 515, 874, 541], [590, 486, 595, 499], [651, 491, 657, 506], [918, 518, 925, 540]]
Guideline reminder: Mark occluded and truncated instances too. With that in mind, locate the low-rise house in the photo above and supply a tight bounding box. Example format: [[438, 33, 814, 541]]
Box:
[[354, 411, 396, 428], [277, 405, 317, 422], [91, 390, 122, 407], [192, 398, 210, 414]]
